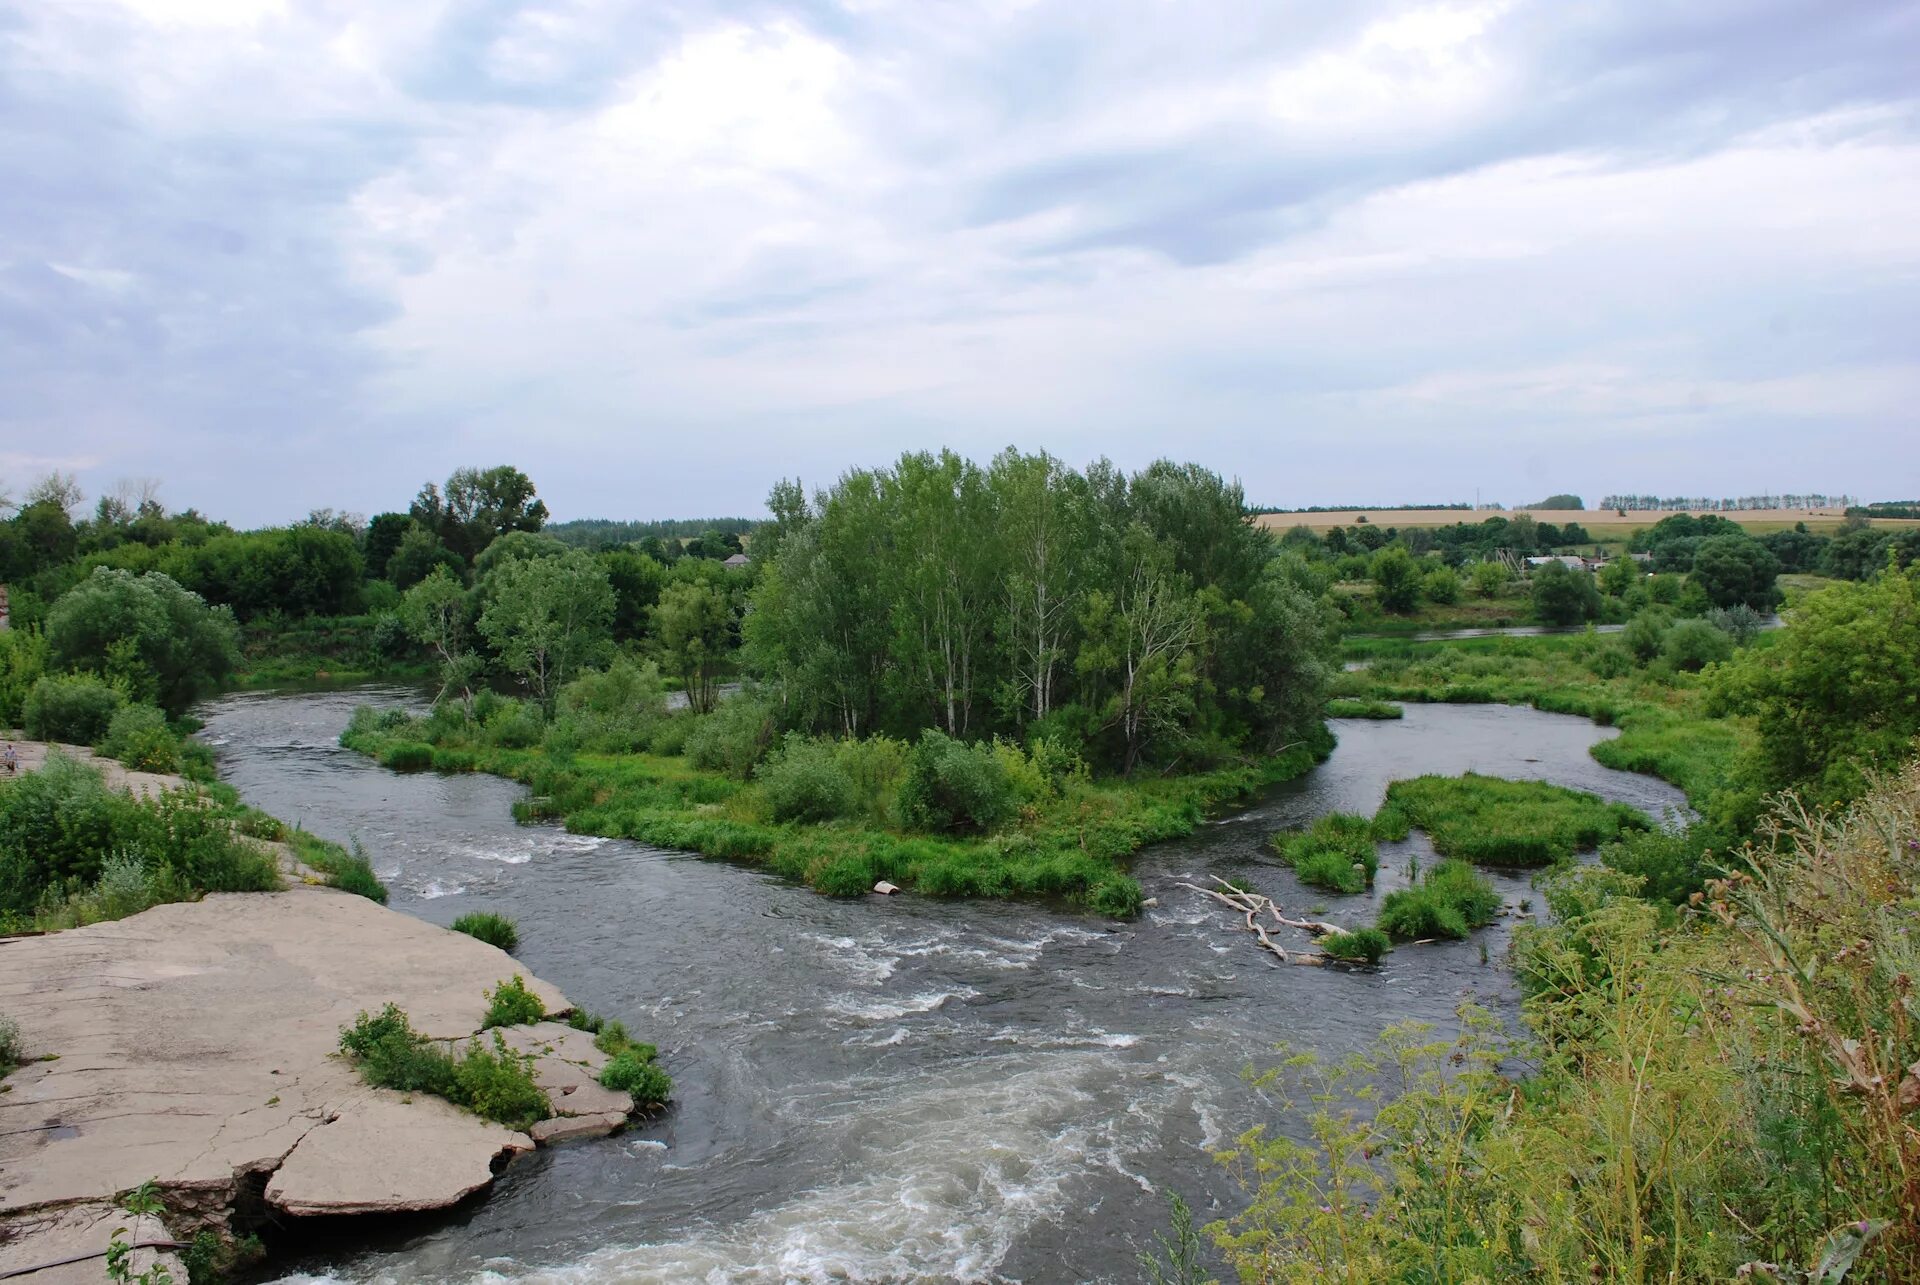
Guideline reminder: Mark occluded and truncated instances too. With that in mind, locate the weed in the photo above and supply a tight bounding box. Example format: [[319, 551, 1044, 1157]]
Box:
[[481, 974, 545, 1029], [450, 911, 519, 952]]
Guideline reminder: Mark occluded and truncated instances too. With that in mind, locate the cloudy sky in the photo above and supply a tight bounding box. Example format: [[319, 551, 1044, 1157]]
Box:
[[4, 1, 1917, 525]]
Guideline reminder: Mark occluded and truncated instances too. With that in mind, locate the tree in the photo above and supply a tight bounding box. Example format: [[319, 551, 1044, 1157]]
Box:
[[989, 449, 1090, 726], [1369, 546, 1421, 613], [1690, 534, 1781, 611], [1467, 560, 1508, 599], [412, 465, 549, 564], [1077, 526, 1200, 774], [1531, 561, 1599, 626], [45, 568, 238, 713], [1422, 565, 1461, 606], [652, 580, 733, 713], [387, 525, 461, 590], [1528, 494, 1584, 510], [1712, 566, 1920, 808], [1597, 556, 1638, 598], [477, 550, 613, 712], [364, 513, 414, 580], [400, 567, 481, 716], [599, 549, 668, 642]]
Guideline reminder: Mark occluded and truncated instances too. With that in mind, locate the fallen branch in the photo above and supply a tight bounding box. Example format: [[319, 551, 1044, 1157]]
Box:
[[1176, 880, 1336, 966]]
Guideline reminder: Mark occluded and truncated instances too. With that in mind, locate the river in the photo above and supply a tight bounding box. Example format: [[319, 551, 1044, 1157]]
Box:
[[196, 687, 1685, 1284]]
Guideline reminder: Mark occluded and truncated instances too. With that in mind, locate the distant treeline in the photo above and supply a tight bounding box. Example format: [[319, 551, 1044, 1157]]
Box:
[[1599, 494, 1855, 512], [1848, 502, 1920, 520], [546, 517, 758, 547], [1252, 503, 1472, 514]]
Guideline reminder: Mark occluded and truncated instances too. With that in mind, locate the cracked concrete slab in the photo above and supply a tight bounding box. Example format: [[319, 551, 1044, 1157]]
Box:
[[0, 885, 568, 1222], [0, 1205, 185, 1285]]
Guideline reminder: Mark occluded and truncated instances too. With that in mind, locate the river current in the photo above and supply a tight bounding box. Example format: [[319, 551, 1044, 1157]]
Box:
[[196, 687, 1685, 1285]]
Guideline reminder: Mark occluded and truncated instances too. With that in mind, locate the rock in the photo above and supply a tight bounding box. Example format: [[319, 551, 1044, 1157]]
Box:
[[873, 881, 900, 895], [0, 886, 568, 1225], [265, 1095, 531, 1216], [529, 1111, 627, 1145], [1141, 897, 1159, 908], [545, 1077, 635, 1118], [0, 1205, 185, 1285]]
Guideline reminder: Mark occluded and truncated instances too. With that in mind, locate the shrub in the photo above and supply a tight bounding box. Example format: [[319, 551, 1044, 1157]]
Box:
[[0, 1016, 19, 1071], [830, 734, 912, 825], [1377, 859, 1499, 940], [556, 658, 667, 753], [1598, 821, 1719, 906], [1088, 874, 1145, 918], [338, 1004, 458, 1096], [453, 1033, 549, 1130], [292, 834, 389, 903], [1320, 927, 1390, 963], [599, 1049, 672, 1105], [23, 673, 125, 744], [451, 911, 519, 952], [1422, 566, 1462, 606], [482, 974, 545, 1029], [1661, 617, 1734, 672], [45, 567, 238, 713], [1705, 603, 1765, 645], [378, 741, 435, 772], [1273, 813, 1378, 892], [684, 694, 778, 778], [33, 852, 186, 930], [757, 734, 856, 823], [647, 715, 693, 756], [898, 730, 1014, 832], [1326, 698, 1403, 719], [483, 698, 546, 750], [95, 704, 179, 774]]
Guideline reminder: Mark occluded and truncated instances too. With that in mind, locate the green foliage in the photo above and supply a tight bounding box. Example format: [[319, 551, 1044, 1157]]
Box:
[[0, 1015, 20, 1072], [339, 1003, 458, 1095], [0, 629, 49, 727], [1369, 544, 1422, 613], [653, 579, 734, 714], [1139, 1191, 1208, 1285], [45, 568, 238, 713], [599, 1048, 672, 1105], [1272, 812, 1378, 892], [1621, 607, 1670, 661], [412, 465, 550, 565], [757, 733, 857, 823], [555, 658, 667, 752], [95, 703, 180, 774], [898, 729, 1015, 832], [1661, 616, 1735, 671], [378, 741, 435, 772], [1466, 559, 1508, 598], [681, 693, 776, 779], [1376, 858, 1499, 939], [1597, 820, 1719, 905], [1530, 559, 1600, 625], [289, 831, 388, 903], [1325, 697, 1402, 719], [1692, 532, 1782, 610], [1384, 772, 1649, 866], [0, 753, 279, 919], [477, 549, 615, 711], [1421, 564, 1461, 605], [481, 974, 545, 1029], [1319, 926, 1391, 963], [451, 910, 520, 952], [452, 1033, 550, 1131], [1712, 566, 1920, 809], [23, 671, 124, 743]]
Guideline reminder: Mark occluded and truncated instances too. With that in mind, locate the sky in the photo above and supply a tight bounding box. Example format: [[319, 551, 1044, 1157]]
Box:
[[3, 0, 1918, 527]]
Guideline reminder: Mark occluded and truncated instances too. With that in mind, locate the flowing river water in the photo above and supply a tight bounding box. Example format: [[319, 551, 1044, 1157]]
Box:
[[196, 687, 1686, 1285]]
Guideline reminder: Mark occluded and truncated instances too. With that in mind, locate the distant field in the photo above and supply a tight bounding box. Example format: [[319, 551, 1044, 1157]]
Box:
[[1253, 507, 1918, 536]]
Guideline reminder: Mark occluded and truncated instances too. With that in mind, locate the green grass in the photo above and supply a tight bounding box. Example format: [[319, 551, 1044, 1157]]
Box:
[[1325, 698, 1403, 719], [451, 910, 519, 952], [1319, 926, 1391, 963], [337, 1002, 550, 1131], [287, 830, 389, 903], [1376, 859, 1501, 940], [1271, 812, 1383, 892], [343, 715, 1335, 917], [481, 974, 545, 1029], [1383, 773, 1650, 867]]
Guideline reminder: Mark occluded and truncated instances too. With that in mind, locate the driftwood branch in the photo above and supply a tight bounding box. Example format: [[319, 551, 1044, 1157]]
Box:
[[1176, 877, 1351, 966]]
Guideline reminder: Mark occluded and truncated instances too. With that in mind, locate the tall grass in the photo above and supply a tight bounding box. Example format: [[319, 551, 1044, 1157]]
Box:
[[1383, 772, 1650, 866]]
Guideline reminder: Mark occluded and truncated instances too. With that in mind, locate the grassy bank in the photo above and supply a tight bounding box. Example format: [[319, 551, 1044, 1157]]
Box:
[[342, 710, 1335, 917], [232, 613, 435, 688]]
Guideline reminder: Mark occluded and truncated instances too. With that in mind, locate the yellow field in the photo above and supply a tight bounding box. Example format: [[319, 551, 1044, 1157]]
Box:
[[1252, 507, 1917, 536]]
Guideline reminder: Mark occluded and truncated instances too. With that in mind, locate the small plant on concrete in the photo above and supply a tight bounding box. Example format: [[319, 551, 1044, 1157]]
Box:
[[599, 1049, 671, 1106], [451, 911, 519, 952], [481, 974, 545, 1029]]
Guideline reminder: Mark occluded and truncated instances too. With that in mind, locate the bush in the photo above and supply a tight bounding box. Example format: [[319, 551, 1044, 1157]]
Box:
[[451, 911, 520, 952], [1272, 812, 1378, 892], [45, 567, 238, 714], [292, 833, 388, 903], [829, 735, 912, 825], [338, 1004, 459, 1096], [1599, 821, 1719, 905], [556, 658, 668, 753], [898, 730, 1015, 832], [599, 1049, 672, 1105], [482, 699, 546, 750], [0, 1015, 20, 1071], [482, 974, 545, 1028], [1377, 859, 1500, 940], [23, 673, 124, 744], [1088, 874, 1145, 918], [684, 694, 778, 779], [94, 704, 179, 774], [1422, 566, 1462, 606], [757, 734, 857, 823], [1621, 609, 1671, 662], [378, 741, 435, 772], [453, 1032, 550, 1130], [1661, 618, 1734, 672], [1320, 926, 1390, 963]]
